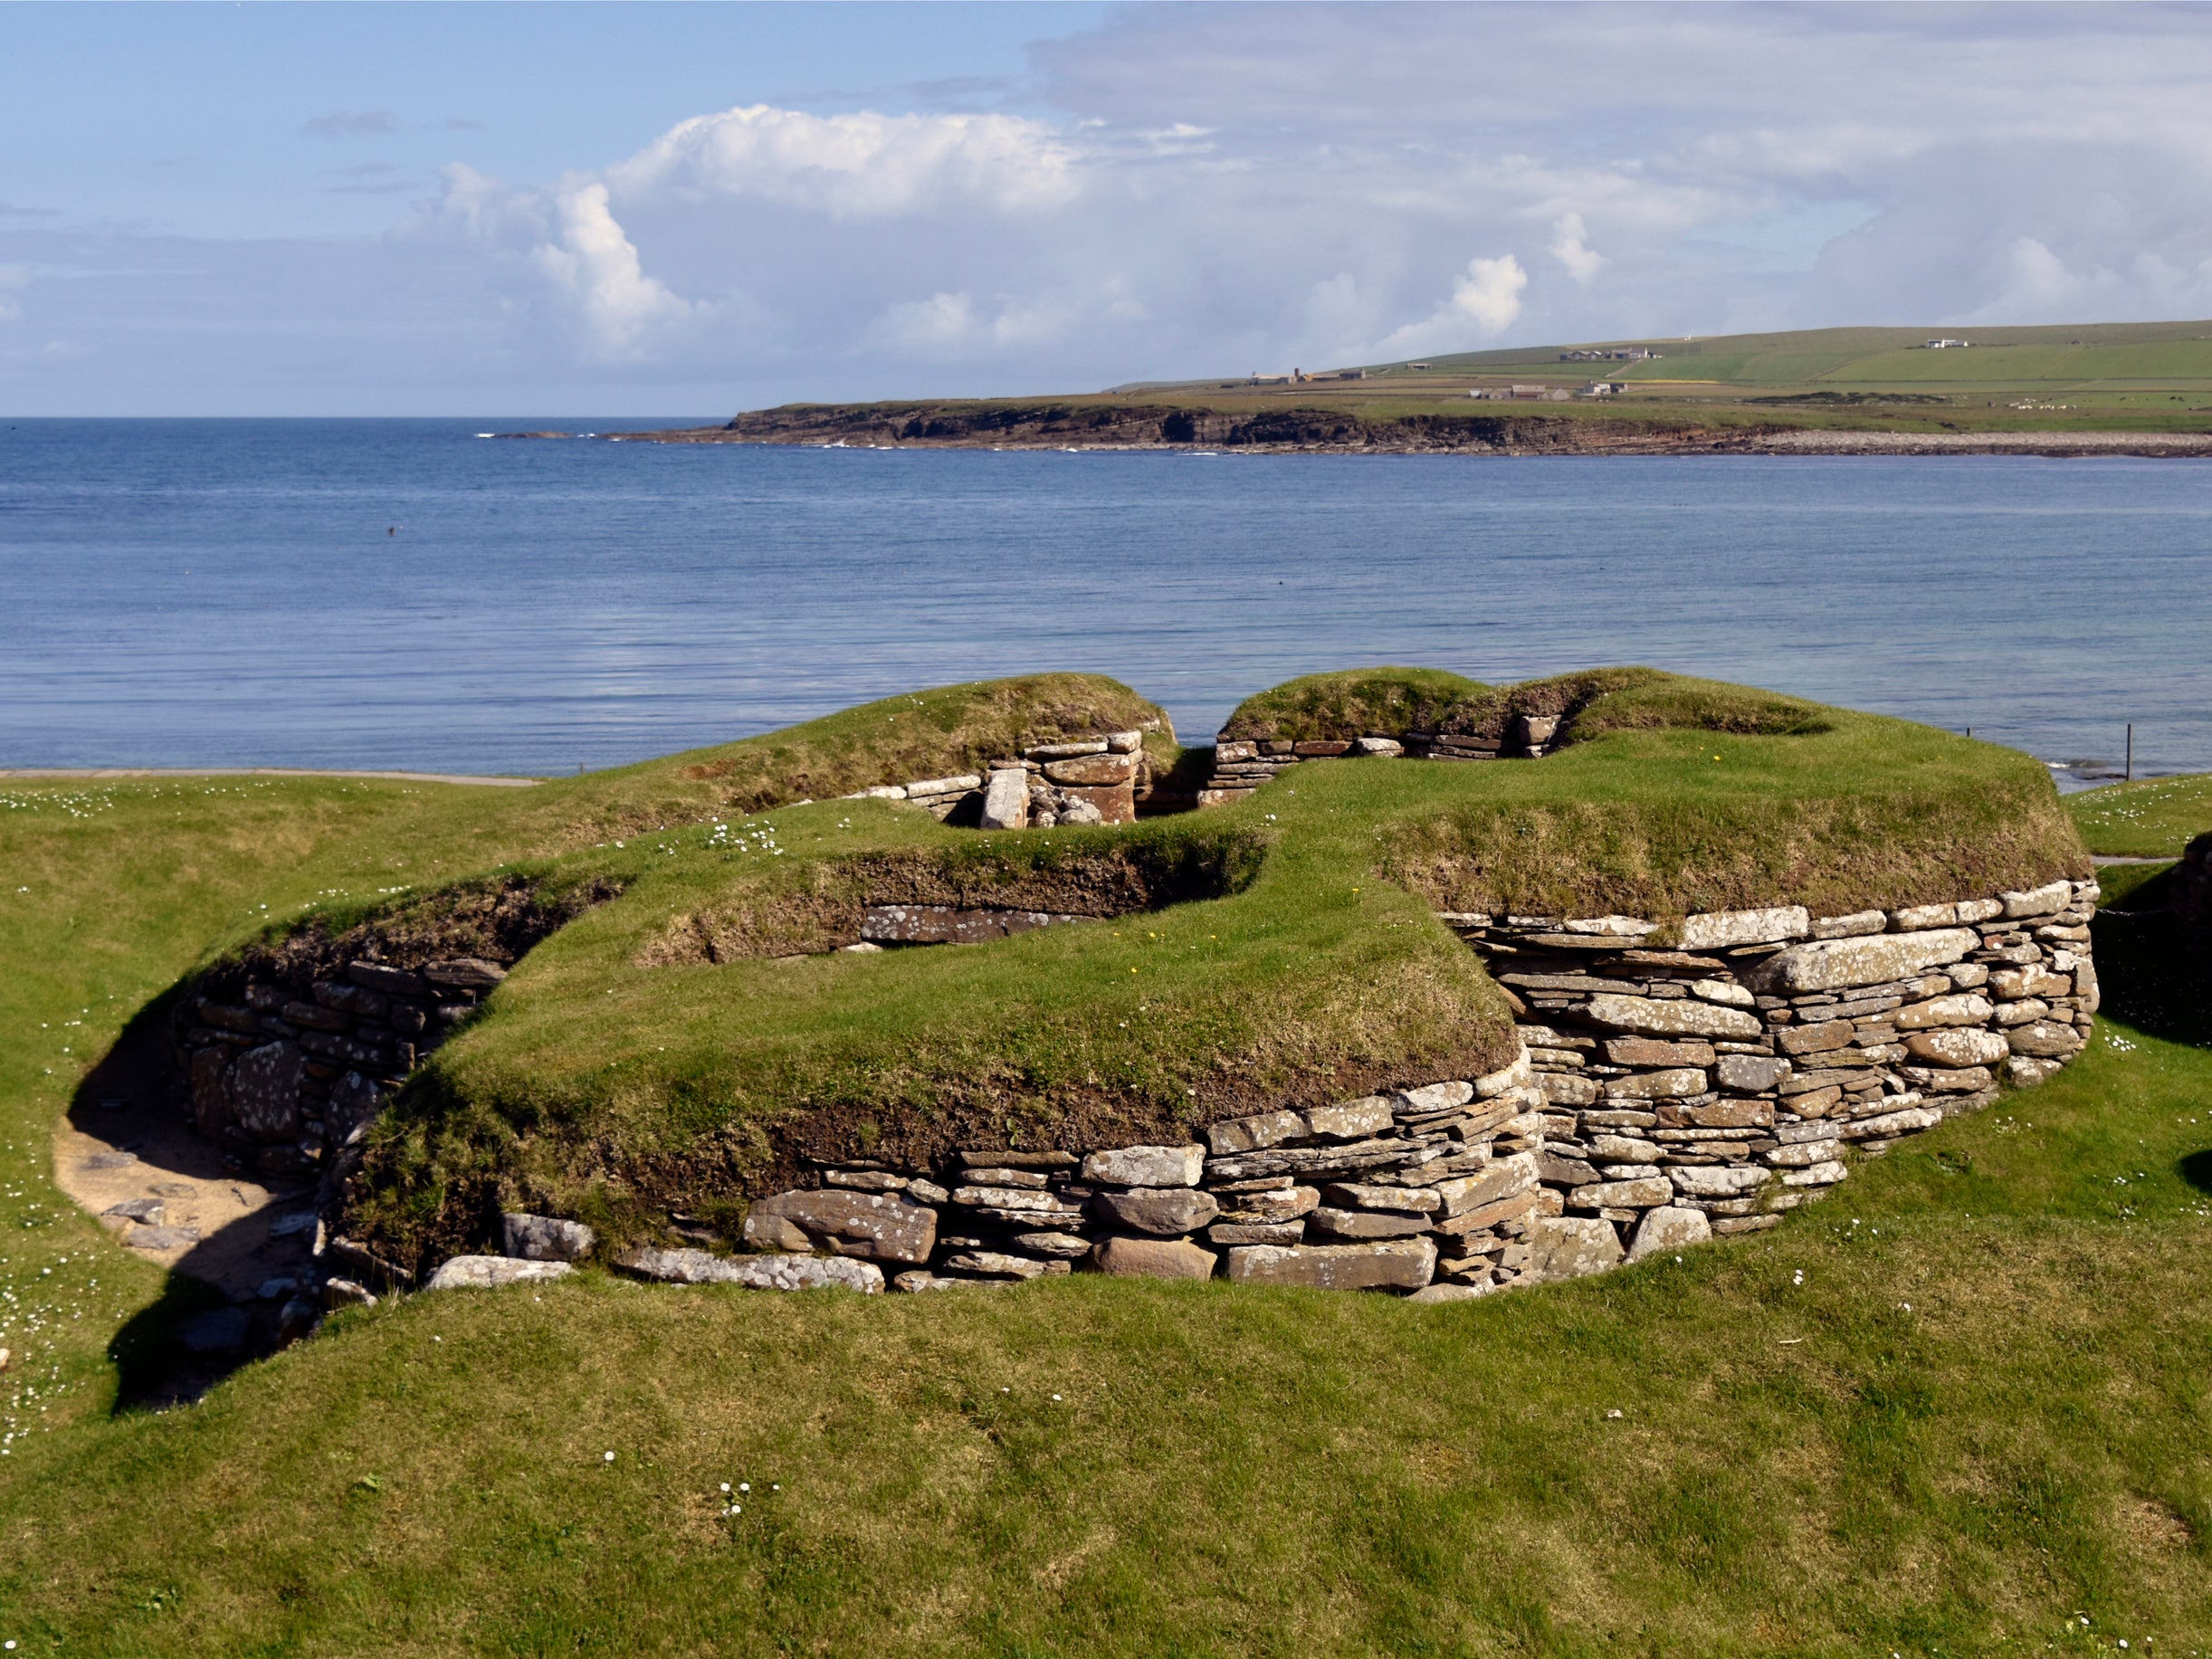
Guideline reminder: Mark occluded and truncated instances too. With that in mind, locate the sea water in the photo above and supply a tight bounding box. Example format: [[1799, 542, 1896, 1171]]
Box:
[[2, 418, 2207, 780]]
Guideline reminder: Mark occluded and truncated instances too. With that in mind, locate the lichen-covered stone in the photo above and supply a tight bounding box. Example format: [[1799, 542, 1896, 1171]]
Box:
[[1749, 928, 1978, 994], [1521, 1216, 1624, 1282], [747, 1189, 938, 1264], [501, 1213, 596, 1263], [1081, 1144, 1205, 1187], [1626, 1205, 1711, 1262], [425, 1256, 575, 1291], [1089, 1187, 1219, 1237], [1581, 995, 1762, 1039], [1091, 1235, 1217, 1279]]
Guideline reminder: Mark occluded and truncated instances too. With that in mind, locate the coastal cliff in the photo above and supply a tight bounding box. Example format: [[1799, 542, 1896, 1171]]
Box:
[[601, 400, 2212, 456]]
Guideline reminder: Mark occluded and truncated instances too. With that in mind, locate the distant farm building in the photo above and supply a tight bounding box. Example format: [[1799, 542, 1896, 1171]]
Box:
[[1924, 338, 1973, 348], [1559, 347, 1655, 362]]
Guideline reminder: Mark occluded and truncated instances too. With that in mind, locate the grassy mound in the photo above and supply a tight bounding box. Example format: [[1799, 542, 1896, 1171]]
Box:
[[0, 674, 2185, 1656], [1216, 666, 1486, 741], [668, 673, 1171, 813]]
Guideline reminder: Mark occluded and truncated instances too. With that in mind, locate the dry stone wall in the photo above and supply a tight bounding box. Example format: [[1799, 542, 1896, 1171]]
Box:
[[173, 955, 508, 1191], [846, 729, 1152, 825], [618, 879, 2098, 1299], [1201, 718, 1560, 806]]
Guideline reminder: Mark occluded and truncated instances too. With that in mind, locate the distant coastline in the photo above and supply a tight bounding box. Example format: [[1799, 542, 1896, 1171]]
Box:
[[554, 403, 2212, 458]]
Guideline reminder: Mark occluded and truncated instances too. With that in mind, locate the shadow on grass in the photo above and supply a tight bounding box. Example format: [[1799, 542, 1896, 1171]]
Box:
[[2179, 1151, 2212, 1198], [2090, 905, 2212, 1050], [65, 989, 319, 1411]]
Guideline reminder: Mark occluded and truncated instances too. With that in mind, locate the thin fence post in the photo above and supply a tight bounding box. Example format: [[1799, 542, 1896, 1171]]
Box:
[[2125, 723, 2134, 783]]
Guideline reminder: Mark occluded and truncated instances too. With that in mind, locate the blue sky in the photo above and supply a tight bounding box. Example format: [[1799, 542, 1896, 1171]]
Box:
[[5, 2, 2210, 415]]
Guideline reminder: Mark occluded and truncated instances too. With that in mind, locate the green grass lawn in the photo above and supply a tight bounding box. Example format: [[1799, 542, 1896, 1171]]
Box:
[[2067, 774, 2212, 858], [1, 677, 2198, 1656]]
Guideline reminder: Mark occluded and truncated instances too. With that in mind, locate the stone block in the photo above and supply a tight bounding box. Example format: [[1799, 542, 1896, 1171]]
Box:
[[747, 1190, 938, 1264], [1431, 1188, 1540, 1234], [1581, 994, 1761, 1040], [1571, 1177, 1671, 1209], [1893, 994, 1995, 1030], [1679, 906, 1809, 949], [1779, 1160, 1847, 1187], [1091, 1235, 1216, 1279], [1540, 1073, 1602, 1107], [502, 1213, 596, 1262], [1399, 1079, 1479, 1113], [2009, 1020, 2084, 1059], [1432, 1153, 1539, 1216], [1777, 1019, 1855, 1056], [980, 769, 1030, 831], [1537, 1150, 1599, 1188], [1626, 1205, 1711, 1262], [2000, 881, 2072, 920], [1044, 750, 1139, 787], [1025, 739, 1108, 760], [1604, 1068, 1708, 1101], [1890, 902, 1958, 930], [1320, 1182, 1440, 1214], [1217, 1186, 1321, 1224], [1838, 1106, 1943, 1139], [1587, 1133, 1664, 1163], [1813, 909, 1887, 938], [1604, 1036, 1716, 1068], [1353, 737, 1404, 757], [1307, 1206, 1431, 1239], [2005, 1055, 2064, 1087], [424, 958, 507, 991], [425, 1255, 575, 1291], [1900, 1064, 1995, 1092], [1205, 1109, 1306, 1155], [231, 1041, 304, 1142], [1207, 1221, 1306, 1245], [1713, 1052, 1791, 1092], [1689, 978, 1757, 1007], [1082, 1144, 1205, 1187], [1668, 1165, 1769, 1197], [1902, 1028, 2010, 1069], [1303, 1097, 1398, 1139], [939, 1251, 1051, 1282], [1223, 1238, 1436, 1292], [1748, 929, 1978, 994], [1089, 1187, 1219, 1237], [1764, 1139, 1843, 1168], [1683, 1098, 1775, 1130], [1521, 1216, 1624, 1282]]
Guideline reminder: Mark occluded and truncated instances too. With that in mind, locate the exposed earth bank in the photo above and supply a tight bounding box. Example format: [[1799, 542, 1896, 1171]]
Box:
[[588, 402, 2212, 457]]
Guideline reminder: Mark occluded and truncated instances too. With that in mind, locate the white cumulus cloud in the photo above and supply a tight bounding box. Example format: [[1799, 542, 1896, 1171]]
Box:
[[1548, 213, 1607, 285], [608, 104, 1080, 218], [529, 181, 694, 359], [1380, 254, 1529, 354]]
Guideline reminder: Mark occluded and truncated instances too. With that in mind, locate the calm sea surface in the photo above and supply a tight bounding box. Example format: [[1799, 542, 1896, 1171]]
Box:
[[3, 418, 2207, 781]]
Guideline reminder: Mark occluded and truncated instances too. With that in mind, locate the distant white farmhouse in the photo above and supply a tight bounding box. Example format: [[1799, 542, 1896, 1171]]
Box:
[[1923, 338, 1973, 348]]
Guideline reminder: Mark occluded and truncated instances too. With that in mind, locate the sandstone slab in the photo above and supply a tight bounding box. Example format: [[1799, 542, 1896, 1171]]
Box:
[[1307, 1206, 1431, 1240], [748, 1190, 939, 1264], [1581, 995, 1761, 1040], [1902, 1027, 2010, 1068], [1224, 1237, 1436, 1292], [1626, 1205, 1711, 1262], [1081, 1144, 1205, 1187], [231, 1041, 304, 1142], [1750, 929, 1977, 994], [2010, 1020, 2085, 1059], [1091, 1235, 1217, 1280], [980, 768, 1030, 831], [1521, 1216, 1624, 1283], [426, 1256, 576, 1291], [1679, 905, 1809, 949], [1090, 1187, 1219, 1236]]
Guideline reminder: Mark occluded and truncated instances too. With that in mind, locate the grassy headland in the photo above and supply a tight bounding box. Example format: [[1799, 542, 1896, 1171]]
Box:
[[607, 319, 2212, 454]]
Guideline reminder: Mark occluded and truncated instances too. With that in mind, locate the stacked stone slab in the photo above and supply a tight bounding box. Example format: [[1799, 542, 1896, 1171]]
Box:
[[1199, 720, 1564, 807], [169, 884, 2098, 1311], [1444, 879, 2099, 1254], [846, 730, 1149, 827], [170, 955, 508, 1184], [2175, 832, 2212, 971]]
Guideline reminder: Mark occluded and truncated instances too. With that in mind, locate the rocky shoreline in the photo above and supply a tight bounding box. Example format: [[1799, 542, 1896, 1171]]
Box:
[[555, 404, 2212, 459]]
